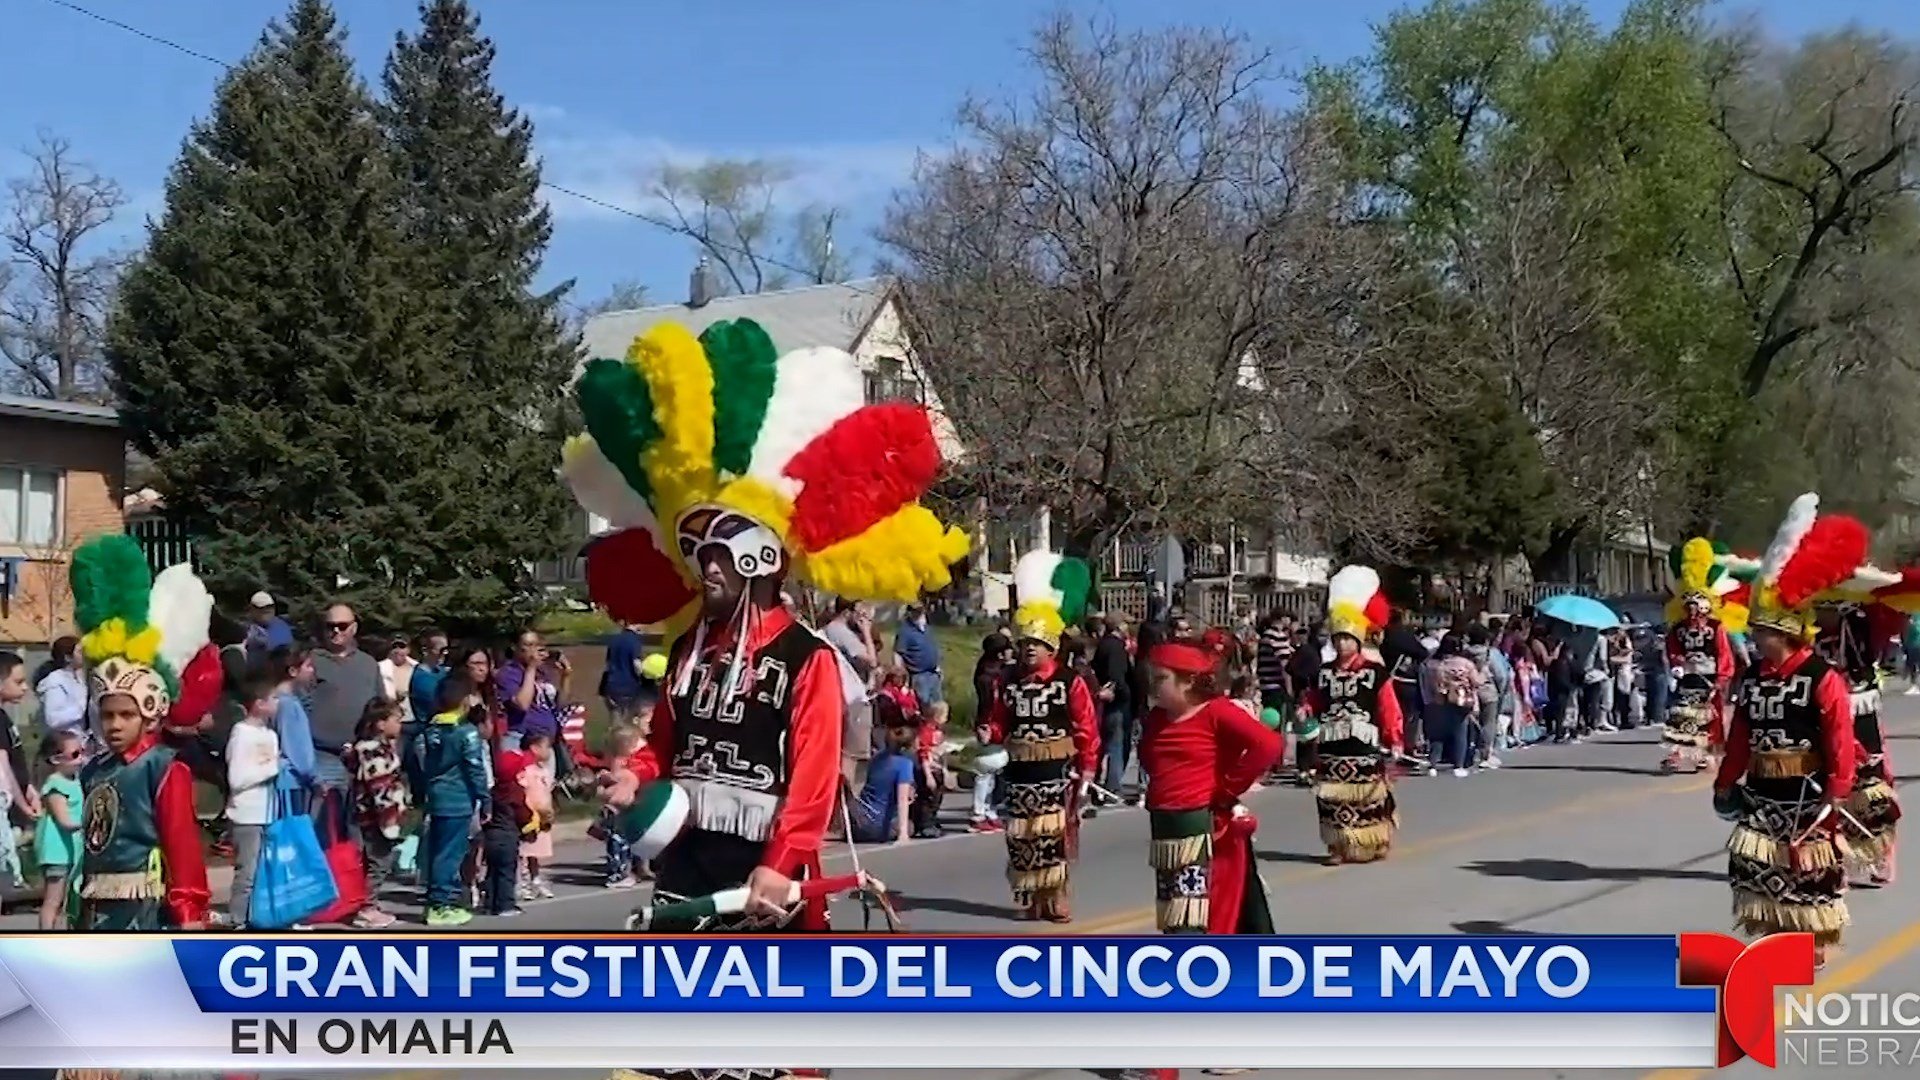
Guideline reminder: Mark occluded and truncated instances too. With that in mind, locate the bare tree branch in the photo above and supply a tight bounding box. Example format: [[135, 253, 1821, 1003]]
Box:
[[0, 131, 125, 401]]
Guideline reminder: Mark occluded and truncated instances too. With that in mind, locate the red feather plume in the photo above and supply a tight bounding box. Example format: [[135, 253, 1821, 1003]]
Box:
[[786, 404, 940, 552], [1775, 515, 1869, 608], [584, 528, 697, 626], [1364, 591, 1392, 631], [166, 643, 224, 729]]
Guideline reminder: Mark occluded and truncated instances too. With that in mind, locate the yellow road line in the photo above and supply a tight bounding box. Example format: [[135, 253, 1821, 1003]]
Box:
[[1641, 915, 1920, 1080], [1071, 773, 1715, 934]]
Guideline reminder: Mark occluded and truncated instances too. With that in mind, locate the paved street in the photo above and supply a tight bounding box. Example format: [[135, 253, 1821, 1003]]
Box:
[[9, 699, 1920, 1079]]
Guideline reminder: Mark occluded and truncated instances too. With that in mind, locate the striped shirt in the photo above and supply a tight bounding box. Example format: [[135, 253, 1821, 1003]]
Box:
[[1256, 627, 1294, 693]]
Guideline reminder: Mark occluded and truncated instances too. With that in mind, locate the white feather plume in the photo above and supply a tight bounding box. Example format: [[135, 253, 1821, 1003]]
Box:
[[1327, 565, 1381, 609], [150, 563, 213, 673], [745, 346, 867, 500], [1758, 492, 1819, 585], [1013, 551, 1065, 610], [561, 434, 660, 532]]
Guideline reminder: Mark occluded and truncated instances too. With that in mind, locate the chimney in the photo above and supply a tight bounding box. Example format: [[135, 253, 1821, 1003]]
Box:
[[688, 254, 716, 308]]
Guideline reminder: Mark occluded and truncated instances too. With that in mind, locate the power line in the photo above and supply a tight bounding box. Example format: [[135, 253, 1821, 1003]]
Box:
[[37, 0, 824, 280]]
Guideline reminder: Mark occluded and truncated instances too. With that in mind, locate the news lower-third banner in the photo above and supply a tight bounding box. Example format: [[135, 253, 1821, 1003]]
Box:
[[0, 934, 1715, 1070]]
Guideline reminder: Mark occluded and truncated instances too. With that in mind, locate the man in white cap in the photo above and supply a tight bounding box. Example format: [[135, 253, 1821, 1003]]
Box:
[[243, 590, 293, 662]]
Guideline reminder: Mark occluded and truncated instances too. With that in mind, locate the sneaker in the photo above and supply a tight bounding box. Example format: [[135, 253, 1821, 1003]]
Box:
[[517, 882, 536, 903], [1083, 805, 1100, 820], [426, 906, 474, 928], [494, 907, 524, 918], [534, 878, 555, 900], [1596, 722, 1619, 733], [1452, 767, 1471, 778], [605, 875, 639, 890], [1425, 766, 1438, 777], [352, 907, 398, 929], [969, 817, 1002, 834], [1906, 685, 1919, 696], [1480, 756, 1502, 770]]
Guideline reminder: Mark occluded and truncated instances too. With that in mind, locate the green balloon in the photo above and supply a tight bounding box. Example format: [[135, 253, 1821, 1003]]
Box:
[[1259, 707, 1283, 730]]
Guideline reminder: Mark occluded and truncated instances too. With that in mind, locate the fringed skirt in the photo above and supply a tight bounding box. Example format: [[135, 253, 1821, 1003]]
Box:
[[1847, 766, 1901, 871], [1315, 740, 1396, 863], [1726, 787, 1849, 947], [1149, 807, 1273, 935], [1662, 682, 1715, 749], [1003, 759, 1074, 904], [1149, 808, 1214, 933]]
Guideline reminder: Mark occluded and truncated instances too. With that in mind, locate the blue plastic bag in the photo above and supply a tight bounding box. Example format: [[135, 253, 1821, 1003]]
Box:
[[250, 774, 338, 929]]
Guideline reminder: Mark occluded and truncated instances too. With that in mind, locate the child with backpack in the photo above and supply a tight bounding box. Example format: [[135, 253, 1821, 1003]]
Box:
[[406, 671, 490, 927]]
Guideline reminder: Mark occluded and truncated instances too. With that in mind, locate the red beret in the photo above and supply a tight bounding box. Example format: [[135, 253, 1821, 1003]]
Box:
[[1148, 642, 1218, 677]]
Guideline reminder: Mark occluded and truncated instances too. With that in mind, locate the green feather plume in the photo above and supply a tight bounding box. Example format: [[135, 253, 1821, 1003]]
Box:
[[576, 357, 661, 501], [700, 318, 778, 477], [1050, 558, 1093, 625], [70, 534, 153, 634]]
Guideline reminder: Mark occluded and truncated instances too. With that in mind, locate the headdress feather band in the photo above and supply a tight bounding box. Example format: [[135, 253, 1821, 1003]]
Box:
[[565, 317, 969, 629]]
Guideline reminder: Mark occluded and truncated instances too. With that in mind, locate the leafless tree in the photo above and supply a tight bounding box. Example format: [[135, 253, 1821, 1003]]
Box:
[[0, 133, 125, 401], [644, 158, 850, 293], [1710, 28, 1920, 401], [884, 17, 1445, 560]]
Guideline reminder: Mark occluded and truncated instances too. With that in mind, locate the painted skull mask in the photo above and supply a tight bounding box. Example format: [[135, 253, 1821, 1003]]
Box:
[[675, 506, 786, 581]]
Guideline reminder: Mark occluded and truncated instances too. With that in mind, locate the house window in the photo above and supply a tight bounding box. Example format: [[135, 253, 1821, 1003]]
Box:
[[864, 357, 925, 405], [0, 466, 61, 546]]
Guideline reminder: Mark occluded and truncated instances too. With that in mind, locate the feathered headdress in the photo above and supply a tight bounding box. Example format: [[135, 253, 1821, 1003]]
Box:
[[1326, 565, 1390, 642], [1749, 493, 1870, 641], [69, 535, 223, 727], [1665, 538, 1742, 625], [1011, 550, 1092, 651], [563, 318, 970, 641]]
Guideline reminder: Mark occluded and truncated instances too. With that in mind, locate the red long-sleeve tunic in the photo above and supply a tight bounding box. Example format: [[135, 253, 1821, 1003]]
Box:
[[1141, 697, 1283, 934], [628, 605, 843, 876], [978, 655, 1101, 777], [1141, 698, 1284, 812], [1715, 646, 1858, 802]]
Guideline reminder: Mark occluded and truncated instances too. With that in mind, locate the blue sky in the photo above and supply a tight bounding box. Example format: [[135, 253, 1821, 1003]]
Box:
[[7, 0, 1916, 308]]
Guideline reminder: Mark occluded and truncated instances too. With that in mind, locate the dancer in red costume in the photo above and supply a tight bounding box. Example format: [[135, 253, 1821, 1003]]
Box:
[[1139, 640, 1283, 934], [561, 315, 969, 1080], [1296, 566, 1405, 864], [1661, 538, 1739, 774]]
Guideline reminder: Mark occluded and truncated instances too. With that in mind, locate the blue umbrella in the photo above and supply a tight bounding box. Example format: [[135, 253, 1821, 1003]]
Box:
[[1536, 593, 1622, 630]]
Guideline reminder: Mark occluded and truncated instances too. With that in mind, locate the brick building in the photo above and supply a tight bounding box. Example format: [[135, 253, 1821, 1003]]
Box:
[[0, 394, 126, 650]]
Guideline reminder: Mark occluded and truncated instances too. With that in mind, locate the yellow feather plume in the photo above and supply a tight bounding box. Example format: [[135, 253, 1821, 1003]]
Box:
[[711, 475, 795, 546], [82, 618, 129, 664], [1011, 602, 1065, 650], [1327, 600, 1371, 642], [1678, 538, 1714, 592], [629, 324, 718, 523], [802, 504, 970, 602]]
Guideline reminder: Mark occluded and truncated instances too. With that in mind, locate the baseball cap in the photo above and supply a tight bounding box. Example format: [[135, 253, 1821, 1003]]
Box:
[[249, 591, 275, 609]]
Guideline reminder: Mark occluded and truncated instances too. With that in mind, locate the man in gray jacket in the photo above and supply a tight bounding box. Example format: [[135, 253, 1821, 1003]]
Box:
[[302, 603, 386, 835]]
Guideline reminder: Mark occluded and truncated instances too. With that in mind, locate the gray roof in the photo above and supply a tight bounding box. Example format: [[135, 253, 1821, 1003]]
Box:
[[0, 393, 119, 428], [580, 277, 892, 362]]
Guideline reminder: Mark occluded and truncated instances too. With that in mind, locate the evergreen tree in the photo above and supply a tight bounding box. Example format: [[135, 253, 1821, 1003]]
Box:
[[381, 0, 577, 631], [108, 0, 448, 628]]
